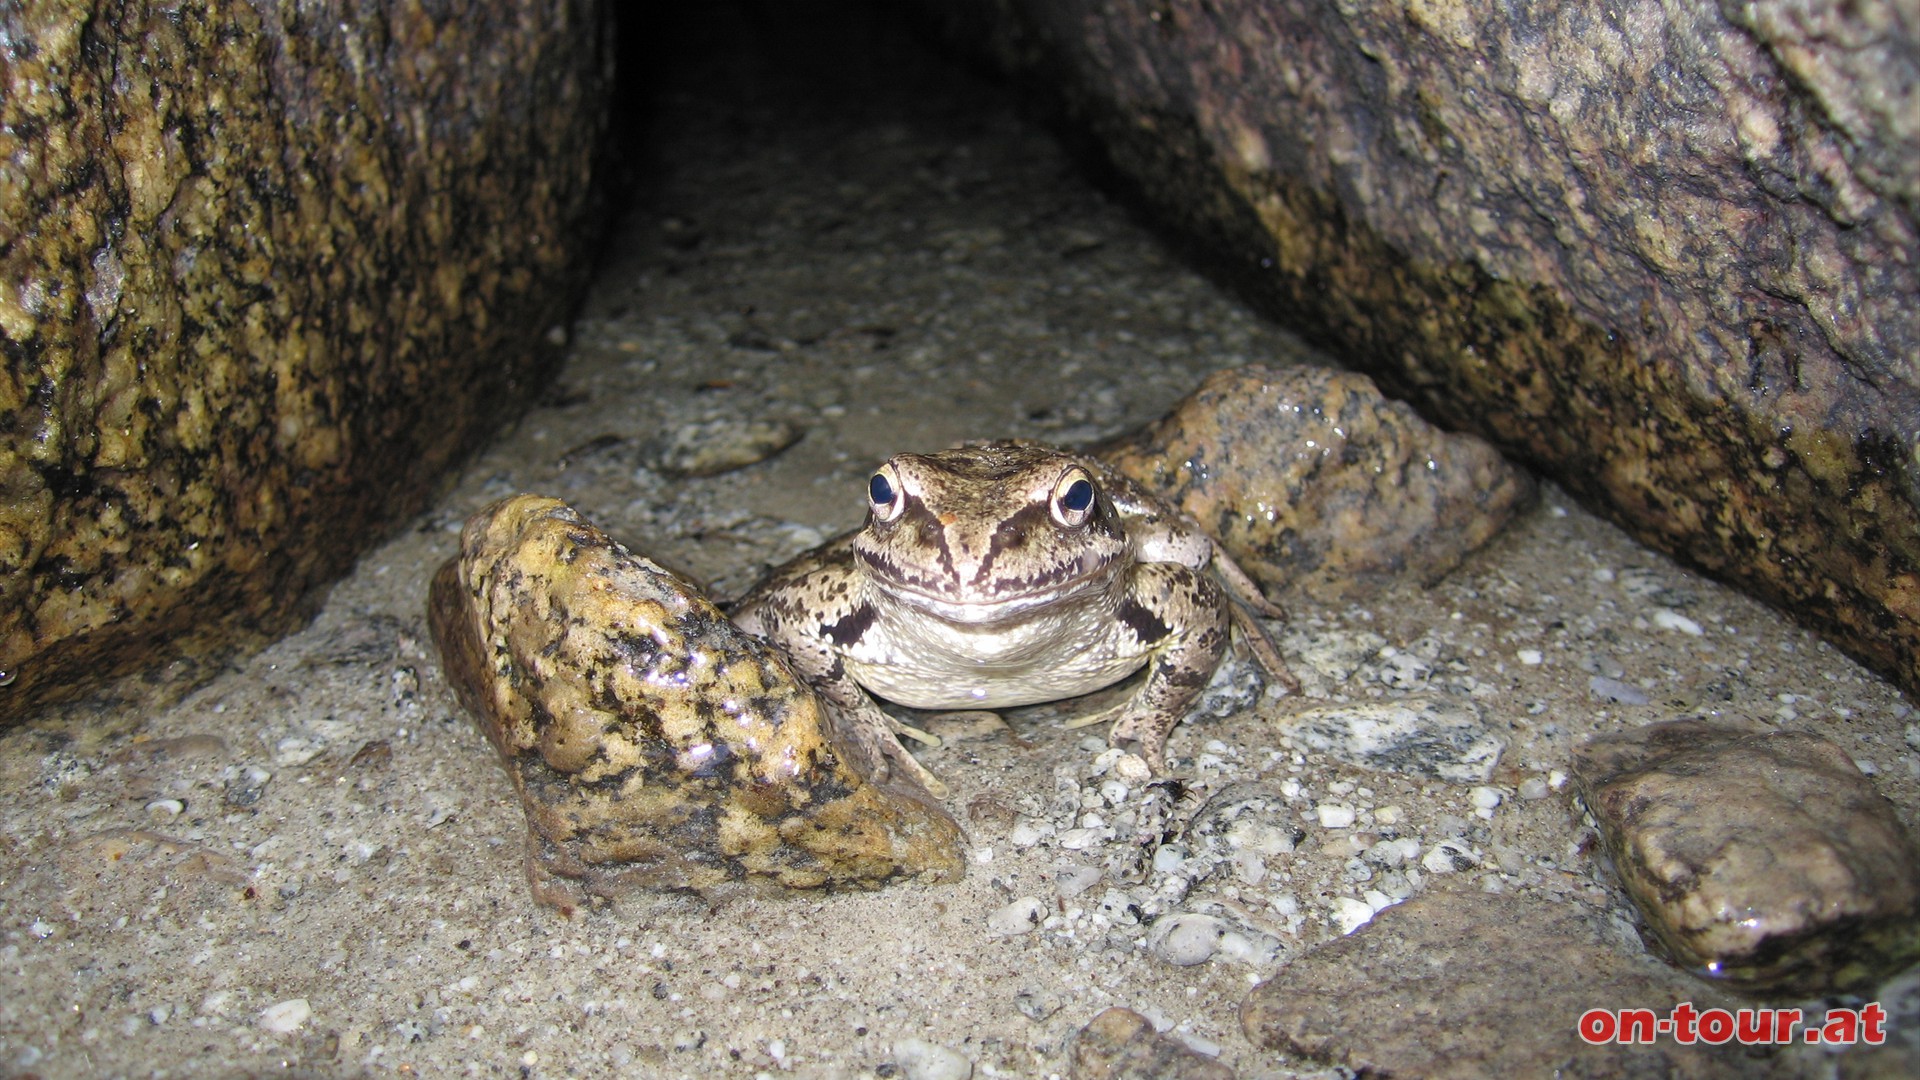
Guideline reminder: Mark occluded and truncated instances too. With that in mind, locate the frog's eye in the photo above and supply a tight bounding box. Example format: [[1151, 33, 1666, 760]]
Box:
[[868, 466, 905, 521], [1051, 468, 1097, 527]]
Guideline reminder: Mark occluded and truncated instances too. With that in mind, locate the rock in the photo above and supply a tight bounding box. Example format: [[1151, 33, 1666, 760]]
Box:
[[256, 999, 312, 1035], [1069, 1007, 1234, 1080], [1242, 887, 1755, 1078], [1101, 365, 1532, 601], [1572, 717, 1920, 995], [926, 0, 1920, 703], [641, 418, 804, 477], [892, 1038, 974, 1080], [426, 495, 964, 909], [988, 897, 1047, 935], [0, 0, 608, 720], [1279, 696, 1506, 783]]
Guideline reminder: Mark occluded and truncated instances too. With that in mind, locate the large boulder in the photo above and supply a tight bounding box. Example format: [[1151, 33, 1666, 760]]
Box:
[[0, 0, 609, 718], [917, 0, 1920, 699]]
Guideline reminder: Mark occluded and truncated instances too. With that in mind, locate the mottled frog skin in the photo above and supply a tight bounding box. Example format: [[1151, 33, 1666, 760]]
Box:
[[731, 442, 1297, 795]]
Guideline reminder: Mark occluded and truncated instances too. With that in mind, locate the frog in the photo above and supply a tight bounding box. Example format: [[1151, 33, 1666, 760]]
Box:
[[730, 441, 1299, 797]]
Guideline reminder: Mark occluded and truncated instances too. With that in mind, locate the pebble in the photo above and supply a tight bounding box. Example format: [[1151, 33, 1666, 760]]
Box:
[[892, 1038, 973, 1080], [1280, 696, 1506, 783], [1515, 648, 1543, 665], [987, 897, 1047, 936], [1110, 753, 1153, 784], [257, 998, 311, 1033], [1316, 803, 1357, 828], [1587, 675, 1650, 705], [1573, 717, 1920, 994], [1516, 777, 1551, 800], [641, 417, 803, 477], [1007, 820, 1051, 848], [1334, 896, 1376, 934], [1651, 609, 1702, 635], [1151, 913, 1226, 966], [1069, 1007, 1233, 1080], [1421, 841, 1477, 874]]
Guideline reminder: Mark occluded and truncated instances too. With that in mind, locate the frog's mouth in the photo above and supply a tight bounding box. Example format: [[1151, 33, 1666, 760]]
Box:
[[865, 566, 1112, 622]]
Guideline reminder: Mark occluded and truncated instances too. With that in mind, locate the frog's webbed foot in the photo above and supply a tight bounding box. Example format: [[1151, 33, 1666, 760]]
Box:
[[833, 698, 950, 799]]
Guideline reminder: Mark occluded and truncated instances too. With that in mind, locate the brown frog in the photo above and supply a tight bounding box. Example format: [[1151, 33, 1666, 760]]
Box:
[[731, 442, 1297, 795]]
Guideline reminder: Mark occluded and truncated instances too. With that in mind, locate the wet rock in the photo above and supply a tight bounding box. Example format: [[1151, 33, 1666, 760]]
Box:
[[1101, 365, 1532, 601], [642, 418, 804, 477], [1572, 717, 1920, 995], [1069, 1007, 1233, 1080], [1242, 887, 1755, 1078], [1, 1, 609, 720], [1278, 696, 1506, 783], [426, 495, 963, 910], [928, 0, 1920, 703]]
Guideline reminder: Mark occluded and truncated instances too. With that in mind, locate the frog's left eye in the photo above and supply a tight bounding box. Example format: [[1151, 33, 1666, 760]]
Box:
[[868, 465, 906, 522], [1051, 468, 1097, 527]]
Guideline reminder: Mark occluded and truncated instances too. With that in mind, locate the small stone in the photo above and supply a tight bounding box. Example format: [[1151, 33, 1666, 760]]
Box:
[[1151, 845, 1188, 874], [1110, 753, 1153, 784], [1279, 696, 1505, 783], [1333, 896, 1375, 934], [1008, 820, 1051, 848], [1468, 786, 1502, 811], [1152, 913, 1226, 966], [1573, 717, 1920, 995], [1517, 777, 1550, 800], [641, 418, 803, 477], [258, 999, 311, 1034], [1651, 609, 1702, 636], [1421, 840, 1477, 874], [892, 1038, 973, 1080], [1316, 804, 1357, 829], [1587, 675, 1650, 705], [1515, 648, 1543, 665], [1057, 827, 1103, 850], [1051, 862, 1103, 899], [987, 897, 1047, 936], [1069, 1007, 1234, 1080]]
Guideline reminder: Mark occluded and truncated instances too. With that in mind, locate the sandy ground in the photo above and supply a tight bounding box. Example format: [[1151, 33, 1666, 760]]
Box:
[[3, 7, 1914, 1078]]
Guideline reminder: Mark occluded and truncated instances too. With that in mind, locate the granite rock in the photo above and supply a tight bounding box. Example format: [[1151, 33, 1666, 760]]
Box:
[[1101, 364, 1532, 601], [921, 0, 1920, 701], [0, 0, 609, 719], [1241, 887, 1759, 1078], [1573, 717, 1920, 996], [427, 495, 965, 910]]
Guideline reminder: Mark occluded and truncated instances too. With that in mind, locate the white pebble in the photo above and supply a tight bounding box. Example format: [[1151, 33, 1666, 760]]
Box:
[[145, 798, 185, 816], [1374, 805, 1403, 825], [1316, 803, 1357, 829], [1518, 777, 1551, 800], [1056, 827, 1102, 850], [1151, 845, 1188, 874], [1051, 863, 1102, 899], [1653, 609, 1703, 636], [258, 998, 311, 1033], [1334, 896, 1376, 934], [986, 897, 1046, 936], [1548, 769, 1568, 790], [1111, 753, 1153, 783], [893, 1038, 973, 1080], [1007, 820, 1051, 848], [1469, 786, 1502, 811], [1153, 914, 1225, 966], [1516, 648, 1543, 665], [1422, 840, 1477, 874]]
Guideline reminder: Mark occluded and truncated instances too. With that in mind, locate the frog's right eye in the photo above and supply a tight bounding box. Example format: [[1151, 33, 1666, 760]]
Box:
[[868, 466, 905, 521]]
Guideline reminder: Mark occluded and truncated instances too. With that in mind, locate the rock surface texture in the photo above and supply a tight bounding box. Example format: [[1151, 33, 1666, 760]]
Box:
[[428, 495, 964, 907], [0, 1, 609, 718], [1574, 717, 1920, 995], [1241, 887, 1757, 1078], [919, 0, 1920, 701], [1101, 364, 1533, 601]]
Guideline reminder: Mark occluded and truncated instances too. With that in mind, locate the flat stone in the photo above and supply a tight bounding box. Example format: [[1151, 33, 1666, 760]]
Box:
[[1573, 717, 1920, 995], [1279, 696, 1505, 783], [427, 495, 963, 910], [1241, 887, 1756, 1078], [1070, 1007, 1233, 1080]]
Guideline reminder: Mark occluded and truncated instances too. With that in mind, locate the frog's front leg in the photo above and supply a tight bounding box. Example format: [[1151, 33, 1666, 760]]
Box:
[[731, 583, 949, 798], [1066, 562, 1231, 770]]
